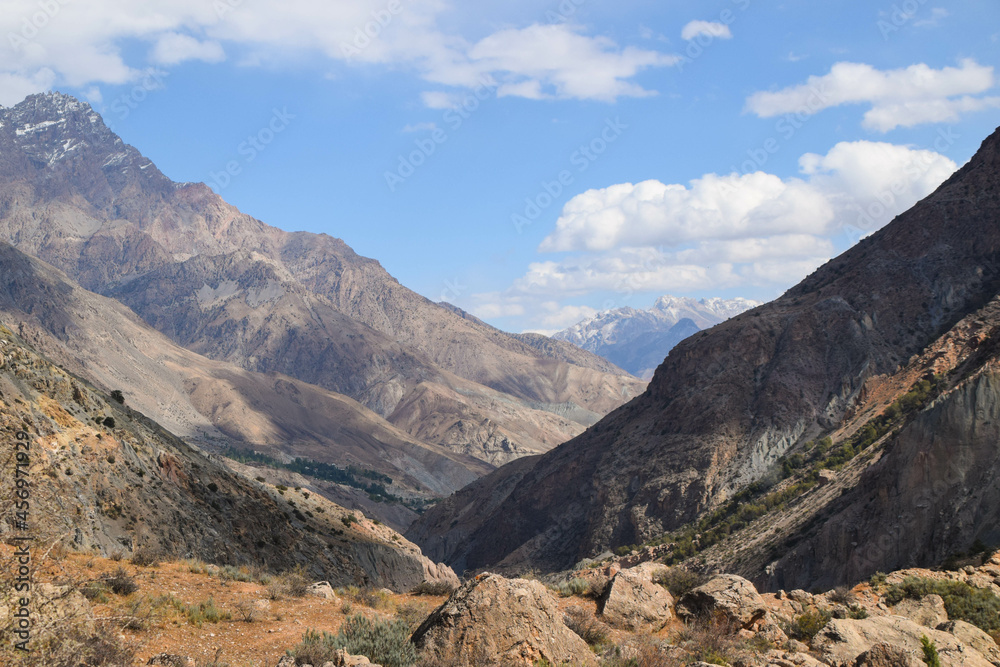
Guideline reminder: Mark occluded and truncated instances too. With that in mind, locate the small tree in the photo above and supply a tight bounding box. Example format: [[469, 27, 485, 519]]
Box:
[[110, 389, 125, 405]]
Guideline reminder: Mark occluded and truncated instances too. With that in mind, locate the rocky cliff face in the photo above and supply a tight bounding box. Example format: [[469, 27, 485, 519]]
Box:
[[554, 296, 760, 378], [410, 125, 1000, 578], [0, 92, 644, 471]]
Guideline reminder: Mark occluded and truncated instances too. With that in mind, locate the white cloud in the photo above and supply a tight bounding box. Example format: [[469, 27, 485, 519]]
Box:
[[150, 32, 225, 65], [469, 301, 525, 319], [0, 1, 678, 106], [464, 24, 680, 101], [681, 21, 732, 41], [543, 141, 956, 255], [746, 59, 1000, 131], [472, 141, 958, 327]]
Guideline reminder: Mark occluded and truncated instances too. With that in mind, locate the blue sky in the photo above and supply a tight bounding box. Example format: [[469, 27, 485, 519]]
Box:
[[2, 0, 999, 333]]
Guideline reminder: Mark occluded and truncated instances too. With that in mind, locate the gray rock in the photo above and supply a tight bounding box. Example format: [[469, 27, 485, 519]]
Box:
[[412, 573, 598, 666], [598, 569, 674, 631], [892, 594, 948, 628], [814, 615, 993, 667], [677, 575, 767, 629], [937, 621, 1000, 666]]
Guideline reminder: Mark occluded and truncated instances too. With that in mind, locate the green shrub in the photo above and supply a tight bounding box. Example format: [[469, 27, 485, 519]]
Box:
[[789, 610, 832, 641], [921, 635, 942, 667], [409, 581, 456, 596], [870, 571, 888, 588], [885, 577, 1000, 633], [654, 568, 708, 598], [185, 598, 231, 627], [291, 616, 416, 667], [102, 566, 138, 596], [554, 577, 593, 598]]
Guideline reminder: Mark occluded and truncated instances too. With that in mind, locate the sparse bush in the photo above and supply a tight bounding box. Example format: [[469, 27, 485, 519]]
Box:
[[185, 598, 231, 627], [130, 548, 160, 568], [553, 577, 593, 598], [290, 615, 417, 667], [654, 567, 708, 598], [266, 582, 283, 601], [80, 580, 110, 604], [563, 606, 610, 647], [395, 601, 430, 631], [671, 615, 741, 666], [410, 580, 456, 596], [278, 565, 310, 597], [788, 610, 832, 641], [885, 576, 1000, 633], [102, 566, 138, 596], [219, 565, 252, 583], [828, 586, 855, 605], [870, 571, 888, 588], [342, 513, 358, 527], [848, 605, 869, 619], [233, 598, 259, 623]]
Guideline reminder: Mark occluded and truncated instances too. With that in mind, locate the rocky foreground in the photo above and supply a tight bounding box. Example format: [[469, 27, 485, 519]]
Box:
[[7, 546, 1000, 666]]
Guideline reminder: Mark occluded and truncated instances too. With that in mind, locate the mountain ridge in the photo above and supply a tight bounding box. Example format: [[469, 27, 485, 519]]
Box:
[[553, 296, 760, 378], [409, 123, 1000, 583], [0, 91, 644, 475]]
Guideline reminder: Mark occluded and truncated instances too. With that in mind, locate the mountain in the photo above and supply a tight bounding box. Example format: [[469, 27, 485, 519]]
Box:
[[0, 240, 496, 530], [0, 92, 644, 474], [0, 318, 455, 590], [553, 296, 760, 378], [408, 124, 1000, 585]]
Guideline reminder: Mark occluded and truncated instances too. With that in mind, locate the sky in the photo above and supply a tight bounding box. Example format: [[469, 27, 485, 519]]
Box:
[[1, 0, 999, 334]]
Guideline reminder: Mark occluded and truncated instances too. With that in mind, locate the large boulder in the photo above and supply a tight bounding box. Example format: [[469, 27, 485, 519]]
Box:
[[598, 569, 674, 631], [411, 573, 598, 666], [892, 595, 948, 628], [852, 642, 924, 667], [937, 621, 1000, 666], [677, 575, 767, 629], [814, 616, 993, 667]]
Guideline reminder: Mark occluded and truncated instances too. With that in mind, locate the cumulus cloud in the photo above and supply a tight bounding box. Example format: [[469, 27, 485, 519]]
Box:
[[477, 141, 958, 329], [746, 59, 1000, 131], [0, 0, 679, 105], [681, 21, 732, 41], [542, 141, 956, 255]]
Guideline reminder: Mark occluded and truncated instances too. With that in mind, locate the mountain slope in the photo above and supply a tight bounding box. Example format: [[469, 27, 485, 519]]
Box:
[[0, 241, 491, 506], [409, 124, 1000, 577], [0, 92, 644, 469], [0, 322, 453, 590], [554, 296, 759, 378]]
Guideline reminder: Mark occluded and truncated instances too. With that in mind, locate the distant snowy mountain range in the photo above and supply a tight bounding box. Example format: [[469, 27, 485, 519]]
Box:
[[553, 296, 762, 379]]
